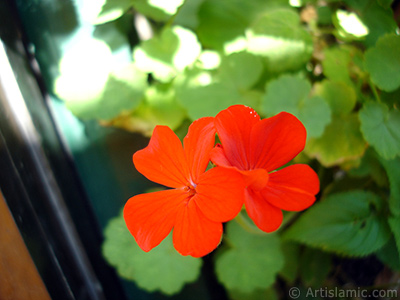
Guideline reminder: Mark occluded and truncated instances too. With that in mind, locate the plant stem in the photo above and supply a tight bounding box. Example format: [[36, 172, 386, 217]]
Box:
[[369, 79, 381, 103]]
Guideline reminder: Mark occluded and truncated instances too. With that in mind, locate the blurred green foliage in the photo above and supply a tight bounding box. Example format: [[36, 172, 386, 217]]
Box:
[[54, 0, 400, 298]]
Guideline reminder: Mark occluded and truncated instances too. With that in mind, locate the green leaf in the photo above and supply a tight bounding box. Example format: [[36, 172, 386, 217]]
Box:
[[109, 83, 186, 136], [54, 40, 147, 120], [174, 0, 206, 29], [305, 114, 366, 167], [262, 75, 331, 138], [376, 237, 400, 271], [345, 0, 398, 47], [67, 72, 146, 120], [333, 9, 369, 41], [283, 190, 392, 257], [246, 8, 313, 73], [133, 25, 201, 82], [348, 148, 388, 187], [381, 87, 400, 107], [241, 90, 263, 113], [322, 47, 351, 84], [121, 84, 186, 136], [54, 39, 112, 102], [95, 0, 133, 24], [217, 52, 263, 90], [279, 242, 300, 284], [364, 34, 400, 92], [313, 80, 356, 116], [102, 214, 202, 295], [299, 248, 331, 288], [379, 157, 400, 216], [132, 0, 184, 22], [176, 81, 242, 120], [215, 221, 284, 293], [146, 0, 184, 15], [389, 217, 400, 263], [90, 65, 147, 120], [196, 0, 289, 50], [378, 0, 395, 8], [93, 15, 133, 52], [317, 5, 333, 26], [322, 46, 361, 86], [174, 65, 259, 120], [197, 50, 222, 70], [359, 102, 400, 160]]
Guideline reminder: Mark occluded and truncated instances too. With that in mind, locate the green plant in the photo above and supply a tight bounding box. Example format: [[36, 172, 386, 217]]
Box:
[[54, 0, 400, 298]]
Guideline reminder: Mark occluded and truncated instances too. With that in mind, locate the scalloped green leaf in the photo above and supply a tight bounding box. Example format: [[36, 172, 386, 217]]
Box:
[[364, 34, 400, 92], [54, 40, 112, 103], [359, 102, 400, 159], [95, 0, 133, 24], [217, 52, 263, 90], [117, 83, 186, 136], [147, 0, 184, 15], [377, 237, 400, 271], [174, 0, 206, 29], [333, 10, 369, 41], [55, 40, 147, 120], [283, 190, 391, 257], [262, 75, 331, 138], [345, 0, 398, 47], [321, 45, 365, 87], [68, 75, 145, 120], [133, 0, 184, 21], [378, 0, 395, 8], [348, 148, 388, 187], [246, 8, 313, 73], [313, 80, 356, 116], [305, 114, 366, 167], [379, 157, 400, 216], [299, 248, 331, 288], [176, 81, 242, 120], [196, 0, 289, 50], [279, 242, 300, 284], [215, 221, 284, 294], [317, 5, 333, 26], [102, 214, 202, 295], [174, 61, 261, 120], [389, 217, 400, 263], [322, 46, 353, 86], [96, 0, 185, 23], [133, 25, 201, 82]]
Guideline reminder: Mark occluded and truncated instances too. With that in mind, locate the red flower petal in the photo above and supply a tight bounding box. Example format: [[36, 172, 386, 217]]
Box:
[[250, 112, 307, 172], [194, 167, 245, 223], [210, 144, 232, 167], [262, 164, 319, 211], [210, 146, 269, 191], [183, 117, 216, 183], [214, 105, 260, 170], [133, 126, 190, 188], [123, 189, 188, 252], [240, 169, 270, 191], [173, 200, 223, 257], [244, 188, 283, 232]]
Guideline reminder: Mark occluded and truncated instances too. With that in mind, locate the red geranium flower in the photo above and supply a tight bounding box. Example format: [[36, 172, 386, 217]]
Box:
[[124, 117, 245, 257], [211, 105, 320, 232]]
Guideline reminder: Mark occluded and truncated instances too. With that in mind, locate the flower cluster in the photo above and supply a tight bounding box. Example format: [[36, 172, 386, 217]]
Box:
[[124, 105, 320, 257]]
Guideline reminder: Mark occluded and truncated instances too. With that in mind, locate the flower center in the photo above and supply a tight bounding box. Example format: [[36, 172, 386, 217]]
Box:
[[184, 177, 198, 198], [184, 185, 196, 197]]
